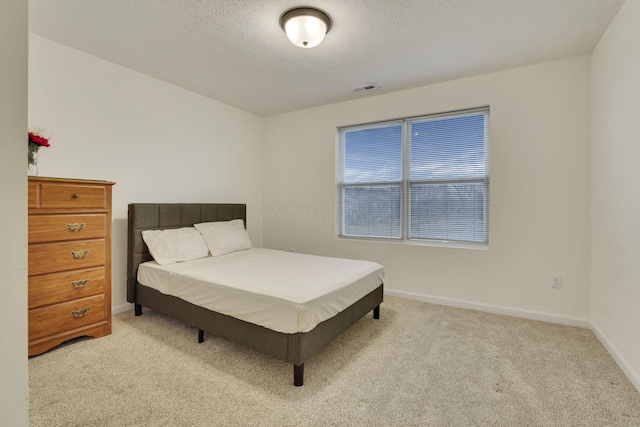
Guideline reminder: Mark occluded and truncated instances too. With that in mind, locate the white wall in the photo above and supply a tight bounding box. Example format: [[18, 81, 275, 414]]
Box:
[[264, 56, 592, 323], [0, 1, 28, 425], [591, 0, 640, 390], [28, 34, 265, 312]]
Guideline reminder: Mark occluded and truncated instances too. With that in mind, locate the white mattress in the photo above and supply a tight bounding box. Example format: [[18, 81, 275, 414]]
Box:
[[137, 248, 384, 334]]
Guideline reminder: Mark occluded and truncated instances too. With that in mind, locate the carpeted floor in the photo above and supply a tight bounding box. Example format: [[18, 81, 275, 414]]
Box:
[[29, 296, 640, 426]]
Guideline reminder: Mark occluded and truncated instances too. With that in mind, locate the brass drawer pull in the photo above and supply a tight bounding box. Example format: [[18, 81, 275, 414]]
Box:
[[66, 223, 86, 232], [71, 250, 90, 259], [73, 193, 80, 198], [71, 307, 90, 318], [71, 279, 90, 289]]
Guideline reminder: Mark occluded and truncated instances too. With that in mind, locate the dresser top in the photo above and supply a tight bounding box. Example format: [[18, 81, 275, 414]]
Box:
[[28, 176, 115, 186]]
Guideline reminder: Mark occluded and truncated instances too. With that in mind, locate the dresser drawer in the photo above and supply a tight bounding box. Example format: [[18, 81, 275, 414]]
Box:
[[29, 295, 106, 340], [29, 268, 105, 309], [29, 214, 106, 243], [28, 180, 39, 208], [40, 182, 107, 209], [29, 239, 105, 276]]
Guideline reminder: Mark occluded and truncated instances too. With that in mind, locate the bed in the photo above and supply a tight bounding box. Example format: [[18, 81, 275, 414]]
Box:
[[127, 203, 383, 386]]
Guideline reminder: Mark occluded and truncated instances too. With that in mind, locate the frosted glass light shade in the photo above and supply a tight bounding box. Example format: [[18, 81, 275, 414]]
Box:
[[280, 8, 332, 48]]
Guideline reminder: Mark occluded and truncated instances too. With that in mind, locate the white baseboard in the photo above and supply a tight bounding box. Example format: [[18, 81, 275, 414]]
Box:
[[590, 322, 640, 393], [384, 288, 591, 328], [384, 288, 640, 394], [112, 303, 134, 315]]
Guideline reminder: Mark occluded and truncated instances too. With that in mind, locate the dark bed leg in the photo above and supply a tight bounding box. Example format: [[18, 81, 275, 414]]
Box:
[[373, 305, 380, 319], [134, 303, 142, 316], [294, 363, 304, 387], [198, 329, 205, 343]]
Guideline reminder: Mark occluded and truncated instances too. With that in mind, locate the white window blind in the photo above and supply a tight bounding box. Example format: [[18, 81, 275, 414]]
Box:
[[339, 107, 489, 244]]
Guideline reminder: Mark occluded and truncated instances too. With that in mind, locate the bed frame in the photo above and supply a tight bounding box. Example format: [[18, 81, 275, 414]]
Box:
[[127, 203, 383, 386]]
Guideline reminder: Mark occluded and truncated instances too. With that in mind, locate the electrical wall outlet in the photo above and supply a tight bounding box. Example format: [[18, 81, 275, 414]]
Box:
[[552, 275, 563, 289]]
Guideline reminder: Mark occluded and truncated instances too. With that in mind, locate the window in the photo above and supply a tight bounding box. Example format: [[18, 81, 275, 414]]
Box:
[[338, 107, 489, 245]]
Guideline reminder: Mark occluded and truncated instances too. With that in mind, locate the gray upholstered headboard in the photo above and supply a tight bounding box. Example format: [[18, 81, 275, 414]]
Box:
[[127, 203, 247, 303]]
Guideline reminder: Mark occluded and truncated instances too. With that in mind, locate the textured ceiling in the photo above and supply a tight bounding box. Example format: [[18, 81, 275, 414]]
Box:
[[29, 0, 624, 116]]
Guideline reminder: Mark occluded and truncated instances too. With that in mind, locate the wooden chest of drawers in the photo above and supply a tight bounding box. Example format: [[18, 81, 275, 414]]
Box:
[[28, 177, 115, 356]]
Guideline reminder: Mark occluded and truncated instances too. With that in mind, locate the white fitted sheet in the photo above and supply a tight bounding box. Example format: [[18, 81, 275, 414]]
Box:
[[137, 248, 384, 334]]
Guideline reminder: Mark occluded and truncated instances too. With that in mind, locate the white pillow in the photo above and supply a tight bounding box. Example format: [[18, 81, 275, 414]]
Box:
[[194, 219, 252, 257], [142, 227, 210, 265]]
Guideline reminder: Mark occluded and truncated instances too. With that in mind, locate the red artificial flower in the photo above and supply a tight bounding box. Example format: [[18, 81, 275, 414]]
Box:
[[28, 131, 50, 147]]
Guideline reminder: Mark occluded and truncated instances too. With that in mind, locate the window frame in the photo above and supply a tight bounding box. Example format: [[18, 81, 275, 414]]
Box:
[[337, 106, 490, 247]]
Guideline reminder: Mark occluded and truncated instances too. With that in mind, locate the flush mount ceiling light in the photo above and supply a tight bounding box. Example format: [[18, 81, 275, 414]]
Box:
[[279, 7, 332, 48]]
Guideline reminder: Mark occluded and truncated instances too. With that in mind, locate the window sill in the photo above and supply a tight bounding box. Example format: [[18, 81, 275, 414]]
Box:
[[337, 235, 489, 251]]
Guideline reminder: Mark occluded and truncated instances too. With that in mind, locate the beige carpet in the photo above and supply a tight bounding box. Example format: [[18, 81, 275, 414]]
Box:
[[29, 296, 640, 426]]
